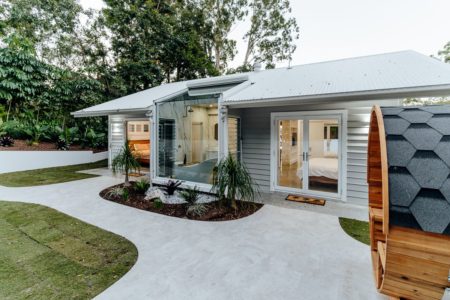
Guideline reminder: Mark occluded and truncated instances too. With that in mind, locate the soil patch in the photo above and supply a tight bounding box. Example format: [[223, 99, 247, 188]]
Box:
[[100, 183, 263, 221], [0, 139, 106, 152]]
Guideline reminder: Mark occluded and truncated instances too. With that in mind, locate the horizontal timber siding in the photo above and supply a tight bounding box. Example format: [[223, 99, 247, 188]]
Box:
[[239, 99, 400, 206]]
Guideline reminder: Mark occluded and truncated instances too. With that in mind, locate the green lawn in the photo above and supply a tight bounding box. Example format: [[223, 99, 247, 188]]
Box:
[[339, 217, 370, 245], [0, 160, 108, 187], [0, 201, 137, 300]]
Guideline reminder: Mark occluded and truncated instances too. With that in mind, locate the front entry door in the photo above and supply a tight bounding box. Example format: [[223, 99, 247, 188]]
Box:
[[272, 112, 342, 198]]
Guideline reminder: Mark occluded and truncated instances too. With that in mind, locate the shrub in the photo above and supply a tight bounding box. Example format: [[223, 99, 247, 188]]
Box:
[[212, 154, 259, 209], [153, 198, 163, 209], [106, 187, 124, 198], [0, 135, 14, 147], [23, 122, 49, 145], [180, 186, 200, 205], [163, 180, 182, 196], [134, 178, 150, 194], [55, 138, 69, 150], [122, 188, 129, 201], [187, 204, 207, 217]]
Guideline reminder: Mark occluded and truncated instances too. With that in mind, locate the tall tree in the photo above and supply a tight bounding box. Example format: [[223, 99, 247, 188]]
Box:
[[438, 41, 450, 63], [242, 0, 299, 68], [202, 0, 248, 72], [1, 0, 83, 65]]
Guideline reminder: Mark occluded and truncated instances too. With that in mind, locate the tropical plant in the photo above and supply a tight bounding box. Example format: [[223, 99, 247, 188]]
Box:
[[105, 186, 124, 198], [153, 198, 163, 209], [187, 203, 208, 217], [55, 138, 69, 150], [134, 178, 150, 194], [162, 180, 183, 196], [122, 188, 129, 201], [82, 127, 106, 149], [0, 135, 14, 147], [23, 122, 49, 145], [111, 142, 141, 186], [212, 154, 259, 209], [180, 186, 201, 205]]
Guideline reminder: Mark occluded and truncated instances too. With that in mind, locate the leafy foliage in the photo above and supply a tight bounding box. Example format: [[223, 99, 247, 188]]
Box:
[[134, 178, 151, 195], [180, 186, 201, 205], [162, 180, 183, 196], [55, 137, 69, 150], [212, 154, 259, 209], [111, 142, 141, 186], [187, 203, 208, 217], [0, 135, 14, 146]]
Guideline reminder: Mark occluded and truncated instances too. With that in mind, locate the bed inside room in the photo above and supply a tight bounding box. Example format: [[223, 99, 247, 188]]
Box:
[[278, 118, 339, 194], [127, 120, 151, 166]]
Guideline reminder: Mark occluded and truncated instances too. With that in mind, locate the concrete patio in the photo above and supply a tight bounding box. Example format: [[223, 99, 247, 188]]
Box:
[[0, 173, 384, 300]]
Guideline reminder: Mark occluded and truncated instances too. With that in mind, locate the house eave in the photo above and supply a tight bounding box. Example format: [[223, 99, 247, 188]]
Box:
[[222, 84, 450, 108]]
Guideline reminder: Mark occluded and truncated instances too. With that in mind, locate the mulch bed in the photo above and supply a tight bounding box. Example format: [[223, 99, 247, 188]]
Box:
[[99, 183, 263, 221], [0, 139, 106, 153]]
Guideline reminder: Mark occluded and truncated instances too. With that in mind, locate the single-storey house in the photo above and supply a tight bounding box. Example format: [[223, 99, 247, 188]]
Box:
[[73, 51, 450, 206]]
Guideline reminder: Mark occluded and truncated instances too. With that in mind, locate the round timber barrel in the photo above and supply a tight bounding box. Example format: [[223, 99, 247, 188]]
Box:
[[367, 105, 450, 300]]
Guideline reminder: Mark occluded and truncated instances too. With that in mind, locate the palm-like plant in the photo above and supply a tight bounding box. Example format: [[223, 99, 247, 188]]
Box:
[[212, 154, 258, 209], [112, 142, 141, 186]]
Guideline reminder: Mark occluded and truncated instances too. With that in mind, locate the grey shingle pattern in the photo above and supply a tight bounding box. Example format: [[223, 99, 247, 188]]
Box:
[[381, 105, 450, 235]]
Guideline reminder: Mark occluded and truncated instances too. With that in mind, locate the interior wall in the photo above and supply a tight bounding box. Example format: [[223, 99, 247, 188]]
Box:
[[127, 120, 150, 141]]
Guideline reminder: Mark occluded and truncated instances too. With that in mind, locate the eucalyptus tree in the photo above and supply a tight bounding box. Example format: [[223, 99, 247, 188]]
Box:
[[242, 0, 299, 69]]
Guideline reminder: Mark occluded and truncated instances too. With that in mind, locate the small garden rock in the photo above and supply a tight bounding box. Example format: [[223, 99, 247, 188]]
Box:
[[145, 187, 166, 202]]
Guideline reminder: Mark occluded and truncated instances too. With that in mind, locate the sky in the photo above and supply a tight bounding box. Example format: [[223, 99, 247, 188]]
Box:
[[80, 0, 450, 68]]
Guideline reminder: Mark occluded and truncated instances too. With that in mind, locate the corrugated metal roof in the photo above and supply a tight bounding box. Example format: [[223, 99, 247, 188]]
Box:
[[224, 50, 450, 104], [73, 50, 450, 116], [72, 81, 188, 116]]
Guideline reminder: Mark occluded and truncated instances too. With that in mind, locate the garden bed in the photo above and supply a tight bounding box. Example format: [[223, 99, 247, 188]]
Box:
[[0, 139, 106, 152], [100, 182, 263, 221]]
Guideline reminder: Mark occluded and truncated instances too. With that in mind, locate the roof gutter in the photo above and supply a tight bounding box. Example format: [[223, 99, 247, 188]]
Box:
[[222, 84, 450, 107]]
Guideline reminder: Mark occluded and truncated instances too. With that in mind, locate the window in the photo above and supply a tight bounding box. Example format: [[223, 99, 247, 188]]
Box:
[[143, 124, 149, 132], [157, 94, 219, 184], [136, 124, 142, 132], [129, 124, 135, 132]]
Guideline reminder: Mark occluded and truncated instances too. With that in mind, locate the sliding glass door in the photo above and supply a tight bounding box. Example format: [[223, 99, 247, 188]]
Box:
[[274, 112, 342, 197]]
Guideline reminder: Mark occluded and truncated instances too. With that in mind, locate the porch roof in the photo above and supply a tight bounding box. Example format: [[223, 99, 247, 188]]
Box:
[[73, 50, 450, 117]]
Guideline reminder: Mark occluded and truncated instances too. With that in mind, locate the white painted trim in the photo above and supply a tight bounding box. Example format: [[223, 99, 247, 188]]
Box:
[[270, 110, 347, 201]]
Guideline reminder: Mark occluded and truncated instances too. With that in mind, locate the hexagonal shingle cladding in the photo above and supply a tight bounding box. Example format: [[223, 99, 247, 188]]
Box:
[[381, 107, 404, 116], [410, 190, 450, 234], [428, 114, 450, 135], [386, 136, 416, 167], [403, 124, 442, 150], [398, 108, 433, 123], [435, 136, 450, 167], [407, 151, 450, 189], [388, 168, 421, 207], [440, 178, 450, 204], [383, 116, 410, 135], [421, 105, 450, 114]]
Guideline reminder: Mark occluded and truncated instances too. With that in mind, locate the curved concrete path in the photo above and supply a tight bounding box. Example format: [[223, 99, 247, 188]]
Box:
[[0, 176, 385, 300]]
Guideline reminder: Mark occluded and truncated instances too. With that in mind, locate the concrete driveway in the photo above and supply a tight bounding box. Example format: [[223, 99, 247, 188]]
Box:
[[0, 175, 384, 300]]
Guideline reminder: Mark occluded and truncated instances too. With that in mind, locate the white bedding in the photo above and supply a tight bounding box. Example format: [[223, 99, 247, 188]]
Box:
[[296, 157, 338, 180]]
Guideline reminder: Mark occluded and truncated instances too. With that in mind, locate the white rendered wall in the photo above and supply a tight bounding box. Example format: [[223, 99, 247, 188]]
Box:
[[0, 151, 108, 173]]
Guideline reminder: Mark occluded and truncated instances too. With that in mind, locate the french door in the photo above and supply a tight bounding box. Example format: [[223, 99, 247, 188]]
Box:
[[271, 111, 343, 198]]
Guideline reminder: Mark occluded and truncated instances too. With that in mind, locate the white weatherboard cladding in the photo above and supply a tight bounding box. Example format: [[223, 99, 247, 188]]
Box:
[[239, 99, 400, 206], [109, 115, 126, 167]]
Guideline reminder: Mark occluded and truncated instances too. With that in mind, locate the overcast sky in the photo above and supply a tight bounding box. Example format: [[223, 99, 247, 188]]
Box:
[[80, 0, 450, 68]]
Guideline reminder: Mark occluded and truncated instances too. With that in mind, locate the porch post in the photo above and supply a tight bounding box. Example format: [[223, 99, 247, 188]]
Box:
[[146, 105, 155, 184], [218, 102, 229, 160]]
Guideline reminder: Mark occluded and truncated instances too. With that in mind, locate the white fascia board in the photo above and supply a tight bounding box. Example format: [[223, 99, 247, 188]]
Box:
[[223, 84, 450, 107], [186, 75, 249, 89]]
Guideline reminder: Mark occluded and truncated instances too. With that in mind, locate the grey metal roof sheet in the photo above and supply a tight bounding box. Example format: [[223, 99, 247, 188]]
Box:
[[382, 105, 450, 235], [74, 50, 450, 116]]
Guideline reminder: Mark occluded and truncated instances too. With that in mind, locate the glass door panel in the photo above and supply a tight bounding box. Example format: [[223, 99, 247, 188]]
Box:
[[277, 119, 304, 189], [307, 119, 339, 194]]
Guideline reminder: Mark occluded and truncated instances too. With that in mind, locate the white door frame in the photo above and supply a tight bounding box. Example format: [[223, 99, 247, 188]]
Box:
[[270, 110, 347, 201]]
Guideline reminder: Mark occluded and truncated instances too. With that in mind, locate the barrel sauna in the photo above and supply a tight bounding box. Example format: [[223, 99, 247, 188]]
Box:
[[368, 105, 450, 299]]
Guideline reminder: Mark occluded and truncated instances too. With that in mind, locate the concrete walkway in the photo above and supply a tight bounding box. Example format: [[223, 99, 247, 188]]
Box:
[[0, 175, 385, 300]]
